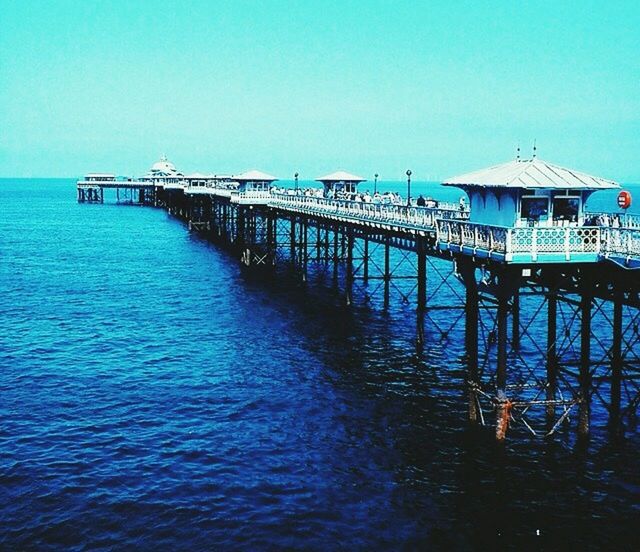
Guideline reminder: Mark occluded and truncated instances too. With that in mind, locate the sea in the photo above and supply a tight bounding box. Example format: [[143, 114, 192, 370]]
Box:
[[1, 178, 638, 550]]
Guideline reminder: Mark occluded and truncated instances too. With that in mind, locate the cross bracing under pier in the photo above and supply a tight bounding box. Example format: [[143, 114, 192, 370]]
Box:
[[77, 173, 640, 444]]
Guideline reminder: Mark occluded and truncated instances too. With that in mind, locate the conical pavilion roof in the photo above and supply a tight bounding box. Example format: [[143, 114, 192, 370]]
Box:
[[443, 158, 618, 190], [316, 170, 366, 182], [234, 170, 278, 182]]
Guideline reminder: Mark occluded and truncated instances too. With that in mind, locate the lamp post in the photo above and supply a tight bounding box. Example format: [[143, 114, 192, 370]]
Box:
[[294, 172, 299, 193], [374, 173, 379, 195], [406, 169, 412, 206]]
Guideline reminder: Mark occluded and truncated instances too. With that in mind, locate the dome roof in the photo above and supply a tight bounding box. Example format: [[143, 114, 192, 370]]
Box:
[[150, 155, 177, 174]]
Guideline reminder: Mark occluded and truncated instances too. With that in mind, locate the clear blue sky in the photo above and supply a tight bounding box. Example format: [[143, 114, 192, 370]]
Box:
[[1, 0, 638, 181]]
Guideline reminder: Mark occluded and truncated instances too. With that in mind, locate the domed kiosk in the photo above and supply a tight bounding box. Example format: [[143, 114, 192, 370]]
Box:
[[316, 171, 366, 196], [141, 155, 183, 185], [437, 157, 619, 263]]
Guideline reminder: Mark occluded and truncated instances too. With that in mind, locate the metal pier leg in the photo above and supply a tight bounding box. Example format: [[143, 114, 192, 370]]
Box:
[[495, 272, 511, 442], [546, 288, 558, 429], [345, 227, 354, 305], [333, 225, 339, 283], [417, 237, 427, 312], [301, 220, 308, 283], [460, 258, 479, 424], [383, 235, 390, 310], [578, 272, 593, 440], [416, 237, 427, 351], [222, 203, 228, 241], [363, 237, 369, 283], [267, 213, 276, 267], [610, 291, 623, 435], [290, 218, 296, 267], [324, 227, 330, 262], [512, 287, 520, 351], [316, 225, 321, 262]]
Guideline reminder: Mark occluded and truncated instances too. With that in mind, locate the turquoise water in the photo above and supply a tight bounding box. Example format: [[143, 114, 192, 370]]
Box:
[[0, 179, 638, 550]]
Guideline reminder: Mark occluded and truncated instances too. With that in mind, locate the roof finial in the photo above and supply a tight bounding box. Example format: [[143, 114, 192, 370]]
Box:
[[532, 139, 537, 159], [516, 143, 521, 161]]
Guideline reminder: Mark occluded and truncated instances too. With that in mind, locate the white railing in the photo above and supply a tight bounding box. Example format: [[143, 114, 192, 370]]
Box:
[[77, 179, 149, 187], [209, 189, 233, 198], [601, 227, 640, 258], [269, 194, 468, 229], [437, 220, 603, 261], [230, 190, 272, 204], [436, 220, 509, 255]]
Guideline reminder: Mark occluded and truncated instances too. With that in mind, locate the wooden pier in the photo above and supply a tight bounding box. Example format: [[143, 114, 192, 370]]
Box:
[[77, 158, 640, 443]]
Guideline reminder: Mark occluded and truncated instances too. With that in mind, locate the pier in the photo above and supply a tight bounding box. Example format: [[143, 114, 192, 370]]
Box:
[[78, 157, 640, 442]]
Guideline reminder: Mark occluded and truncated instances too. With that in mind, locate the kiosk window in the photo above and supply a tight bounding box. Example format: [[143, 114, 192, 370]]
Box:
[[553, 197, 579, 222], [521, 197, 548, 221]]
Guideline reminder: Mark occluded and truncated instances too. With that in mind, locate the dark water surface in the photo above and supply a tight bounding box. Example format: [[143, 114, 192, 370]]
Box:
[[1, 179, 638, 550]]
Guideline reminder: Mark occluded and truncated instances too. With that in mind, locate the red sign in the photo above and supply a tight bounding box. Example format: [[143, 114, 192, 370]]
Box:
[[618, 190, 632, 209]]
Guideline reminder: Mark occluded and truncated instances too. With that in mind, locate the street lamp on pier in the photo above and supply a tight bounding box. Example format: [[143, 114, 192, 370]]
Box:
[[406, 169, 412, 206], [294, 172, 299, 192], [374, 173, 379, 195]]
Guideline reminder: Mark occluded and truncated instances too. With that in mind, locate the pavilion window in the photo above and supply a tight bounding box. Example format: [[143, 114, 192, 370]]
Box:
[[552, 196, 580, 224], [521, 196, 549, 225]]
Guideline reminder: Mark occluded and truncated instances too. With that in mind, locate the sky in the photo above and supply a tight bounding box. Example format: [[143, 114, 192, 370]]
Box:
[[1, 0, 639, 182]]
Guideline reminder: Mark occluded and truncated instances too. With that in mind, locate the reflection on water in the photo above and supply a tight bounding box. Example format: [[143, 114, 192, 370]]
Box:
[[0, 179, 638, 549]]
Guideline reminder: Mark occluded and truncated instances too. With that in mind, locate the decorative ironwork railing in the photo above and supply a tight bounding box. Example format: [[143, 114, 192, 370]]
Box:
[[268, 194, 468, 229], [436, 220, 603, 261], [601, 227, 640, 258], [436, 220, 509, 255]]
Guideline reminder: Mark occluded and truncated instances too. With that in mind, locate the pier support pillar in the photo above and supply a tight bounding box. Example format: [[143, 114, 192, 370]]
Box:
[[512, 287, 520, 351], [609, 290, 623, 436], [267, 212, 276, 266], [459, 257, 480, 424], [316, 225, 321, 262], [363, 237, 369, 283], [324, 227, 330, 262], [333, 225, 339, 283], [301, 220, 308, 283], [495, 270, 512, 442], [345, 227, 354, 306], [416, 237, 427, 351], [578, 270, 593, 440], [383, 235, 390, 310], [546, 285, 558, 429], [417, 237, 427, 312], [290, 218, 296, 268]]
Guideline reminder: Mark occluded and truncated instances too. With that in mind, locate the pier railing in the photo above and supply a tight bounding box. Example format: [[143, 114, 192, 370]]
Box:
[[269, 194, 468, 230], [601, 227, 640, 259], [230, 190, 272, 205], [437, 220, 603, 262]]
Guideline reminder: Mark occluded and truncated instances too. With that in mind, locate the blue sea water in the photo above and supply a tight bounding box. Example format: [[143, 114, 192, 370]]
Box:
[[0, 179, 638, 550]]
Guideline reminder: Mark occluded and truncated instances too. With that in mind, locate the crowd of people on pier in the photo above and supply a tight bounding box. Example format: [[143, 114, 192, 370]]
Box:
[[585, 213, 629, 227], [268, 185, 452, 208]]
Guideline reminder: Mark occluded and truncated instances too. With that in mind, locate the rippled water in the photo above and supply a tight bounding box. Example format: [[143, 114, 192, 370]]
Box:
[[1, 179, 638, 550]]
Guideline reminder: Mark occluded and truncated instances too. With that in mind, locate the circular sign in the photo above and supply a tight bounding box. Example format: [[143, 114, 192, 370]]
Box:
[[617, 190, 632, 210]]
